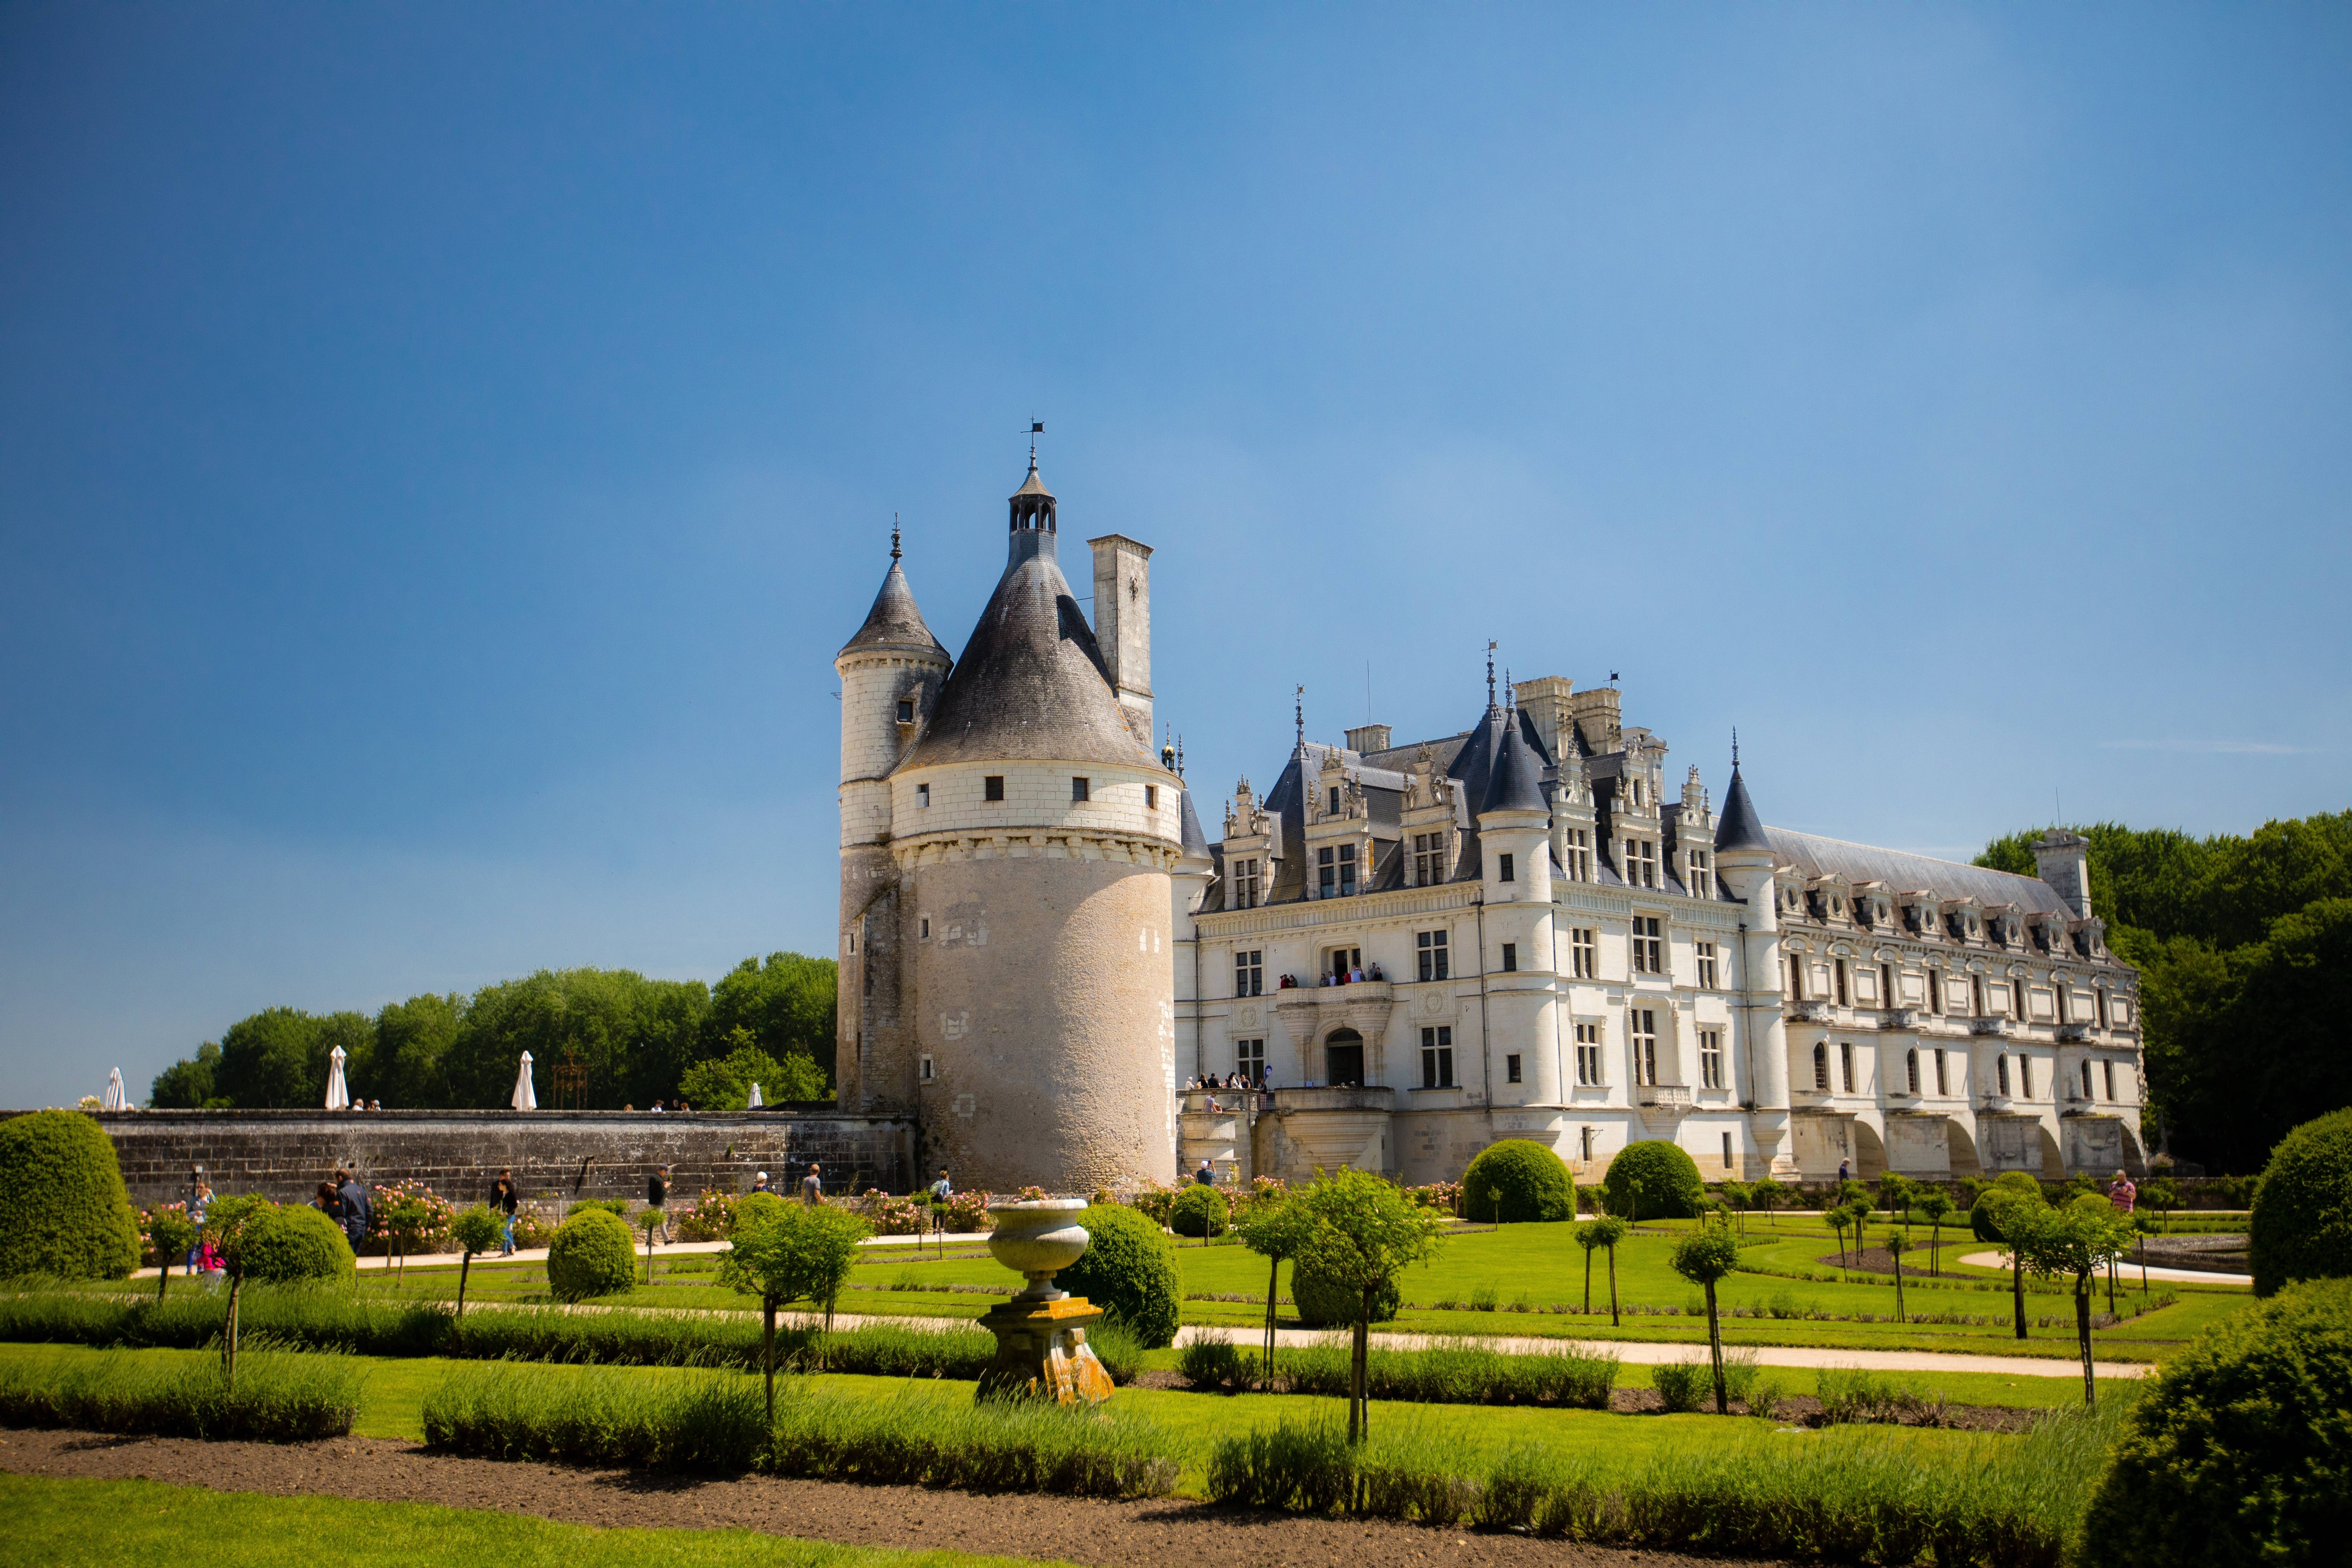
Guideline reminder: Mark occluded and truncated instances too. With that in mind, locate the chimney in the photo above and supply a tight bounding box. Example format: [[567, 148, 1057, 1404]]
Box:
[[2032, 829, 2092, 920], [1344, 723, 1392, 754], [1087, 534, 1154, 741]]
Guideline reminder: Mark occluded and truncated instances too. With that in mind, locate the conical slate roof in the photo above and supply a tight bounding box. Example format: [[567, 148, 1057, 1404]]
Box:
[[1481, 710, 1548, 815], [838, 559, 948, 660], [1178, 786, 1212, 859], [897, 549, 1156, 771], [1714, 766, 1773, 853]]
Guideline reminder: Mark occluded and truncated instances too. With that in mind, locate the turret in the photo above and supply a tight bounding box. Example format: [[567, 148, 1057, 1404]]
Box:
[[1477, 699, 1558, 1107], [1712, 748, 1792, 1170]]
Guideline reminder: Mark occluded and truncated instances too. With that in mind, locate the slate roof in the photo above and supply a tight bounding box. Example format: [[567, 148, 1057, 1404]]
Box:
[[1179, 785, 1212, 859], [838, 559, 949, 660], [1764, 829, 2073, 916], [1481, 711, 1548, 814], [1714, 766, 1772, 853]]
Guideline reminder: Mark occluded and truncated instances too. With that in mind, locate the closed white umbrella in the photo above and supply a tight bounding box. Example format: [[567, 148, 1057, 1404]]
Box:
[[324, 1045, 350, 1110], [101, 1068, 127, 1111], [511, 1051, 537, 1111], [747, 1081, 764, 1108]]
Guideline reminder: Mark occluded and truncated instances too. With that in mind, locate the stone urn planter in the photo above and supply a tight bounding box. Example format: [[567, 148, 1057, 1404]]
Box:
[[976, 1198, 1114, 1404]]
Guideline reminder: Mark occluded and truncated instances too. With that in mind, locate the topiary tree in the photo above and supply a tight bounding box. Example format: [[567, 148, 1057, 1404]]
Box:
[[545, 1207, 638, 1301], [237, 1203, 357, 1287], [1669, 1222, 1742, 1412], [2004, 1197, 2135, 1405], [1461, 1139, 1576, 1224], [1059, 1203, 1181, 1348], [1170, 1184, 1230, 1240], [1601, 1140, 1704, 1221], [1291, 1168, 1446, 1443], [1973, 1176, 2047, 1341], [145, 1207, 197, 1301], [1233, 1194, 1315, 1385], [2248, 1108, 2352, 1298], [732, 1191, 788, 1235], [1291, 1247, 1403, 1328], [720, 1199, 872, 1418], [0, 1110, 141, 1281], [2081, 1276, 2352, 1567], [1750, 1176, 1785, 1227], [1917, 1191, 1954, 1276], [449, 1204, 506, 1324]]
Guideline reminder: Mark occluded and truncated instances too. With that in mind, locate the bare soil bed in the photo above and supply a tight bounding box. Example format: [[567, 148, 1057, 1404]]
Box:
[[0, 1425, 1793, 1568]]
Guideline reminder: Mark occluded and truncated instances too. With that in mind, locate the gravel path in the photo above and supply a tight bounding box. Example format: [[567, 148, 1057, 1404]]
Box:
[[0, 1428, 1788, 1568], [1954, 1249, 2252, 1287]]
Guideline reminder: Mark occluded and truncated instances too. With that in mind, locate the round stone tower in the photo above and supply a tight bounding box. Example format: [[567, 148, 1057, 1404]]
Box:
[[869, 461, 1184, 1193]]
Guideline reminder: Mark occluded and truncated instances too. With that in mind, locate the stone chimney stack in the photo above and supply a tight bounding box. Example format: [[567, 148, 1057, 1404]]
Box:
[[2032, 829, 2093, 920], [1088, 533, 1154, 740]]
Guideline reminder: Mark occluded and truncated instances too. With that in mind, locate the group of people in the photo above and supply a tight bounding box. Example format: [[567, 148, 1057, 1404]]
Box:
[[310, 1166, 376, 1251], [1185, 1071, 1263, 1091], [341, 1100, 387, 1112], [1266, 963, 1385, 989]]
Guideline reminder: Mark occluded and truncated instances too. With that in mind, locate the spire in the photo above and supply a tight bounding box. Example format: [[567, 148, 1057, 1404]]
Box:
[[1714, 741, 1773, 854], [838, 531, 948, 661], [1294, 685, 1306, 751], [1481, 705, 1546, 816]]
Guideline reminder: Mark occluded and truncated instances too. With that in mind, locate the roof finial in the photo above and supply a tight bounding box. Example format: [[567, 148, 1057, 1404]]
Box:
[[1176, 733, 1185, 777], [891, 513, 902, 562], [1028, 418, 1043, 469], [1504, 667, 1514, 710], [1295, 685, 1305, 749], [1731, 726, 1740, 771], [1486, 641, 1497, 708]]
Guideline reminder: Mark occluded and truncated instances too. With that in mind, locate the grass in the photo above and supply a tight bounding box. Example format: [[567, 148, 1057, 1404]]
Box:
[[0, 1474, 1075, 1568], [0, 1342, 359, 1440]]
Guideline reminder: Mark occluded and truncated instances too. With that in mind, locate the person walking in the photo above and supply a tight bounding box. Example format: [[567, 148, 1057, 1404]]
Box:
[[1194, 1159, 1216, 1187], [492, 1169, 520, 1255], [646, 1165, 671, 1244], [928, 1169, 952, 1203], [1837, 1157, 1851, 1185], [336, 1167, 371, 1255], [186, 1180, 212, 1275], [801, 1163, 823, 1205]]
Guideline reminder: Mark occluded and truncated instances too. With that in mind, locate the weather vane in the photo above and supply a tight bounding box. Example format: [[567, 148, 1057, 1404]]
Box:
[[1027, 419, 1044, 466]]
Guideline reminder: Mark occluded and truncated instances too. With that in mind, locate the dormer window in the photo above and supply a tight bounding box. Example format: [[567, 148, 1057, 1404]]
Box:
[[1966, 914, 1979, 936], [1832, 895, 1845, 916], [1319, 843, 1358, 896], [1623, 839, 1657, 889], [1328, 785, 1340, 815]]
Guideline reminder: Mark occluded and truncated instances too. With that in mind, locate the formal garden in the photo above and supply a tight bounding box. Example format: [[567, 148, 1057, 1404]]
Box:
[[1, 1105, 2346, 1568]]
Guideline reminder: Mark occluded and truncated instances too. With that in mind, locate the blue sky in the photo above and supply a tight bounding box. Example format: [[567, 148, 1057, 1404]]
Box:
[[3, 5, 2346, 1108]]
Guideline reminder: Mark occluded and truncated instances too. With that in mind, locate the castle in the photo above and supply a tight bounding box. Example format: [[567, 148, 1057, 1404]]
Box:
[[838, 462, 2146, 1193]]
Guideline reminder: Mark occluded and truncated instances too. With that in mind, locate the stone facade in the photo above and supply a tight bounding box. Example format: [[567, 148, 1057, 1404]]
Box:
[[81, 1109, 913, 1211]]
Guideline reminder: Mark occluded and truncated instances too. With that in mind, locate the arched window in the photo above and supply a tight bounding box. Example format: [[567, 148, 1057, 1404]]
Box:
[[1323, 1029, 1365, 1088], [1905, 1048, 1920, 1094], [1812, 1042, 1830, 1090]]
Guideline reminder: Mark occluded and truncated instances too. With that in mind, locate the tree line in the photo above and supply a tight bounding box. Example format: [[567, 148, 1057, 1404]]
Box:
[[147, 952, 838, 1112], [1976, 809, 2351, 1175]]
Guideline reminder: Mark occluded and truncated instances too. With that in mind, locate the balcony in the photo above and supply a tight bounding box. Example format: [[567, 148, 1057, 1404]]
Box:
[[1636, 1084, 1693, 1119], [2056, 1023, 2092, 1042], [1879, 1008, 1918, 1030], [1971, 1016, 2010, 1037], [1785, 1001, 1831, 1024], [1273, 980, 1395, 1047]]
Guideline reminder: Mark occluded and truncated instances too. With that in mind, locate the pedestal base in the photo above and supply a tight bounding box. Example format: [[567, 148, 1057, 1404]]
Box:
[[975, 1295, 1115, 1405]]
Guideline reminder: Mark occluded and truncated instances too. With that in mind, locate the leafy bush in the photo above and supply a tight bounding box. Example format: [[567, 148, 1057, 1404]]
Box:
[[1972, 1172, 2046, 1243], [1058, 1204, 1181, 1348], [942, 1190, 992, 1232], [1205, 1416, 1355, 1512], [0, 1344, 360, 1441], [367, 1179, 456, 1256], [731, 1191, 788, 1234], [237, 1204, 357, 1286], [1179, 1332, 1249, 1390], [1170, 1185, 1230, 1238], [568, 1197, 631, 1220], [2081, 1277, 2352, 1567], [1290, 1249, 1402, 1327], [545, 1208, 638, 1301], [1601, 1140, 1705, 1220], [1276, 1334, 1616, 1408], [672, 1189, 738, 1242], [2247, 1108, 2352, 1296], [0, 1110, 141, 1281], [1462, 1139, 1577, 1223], [1651, 1358, 1707, 1412]]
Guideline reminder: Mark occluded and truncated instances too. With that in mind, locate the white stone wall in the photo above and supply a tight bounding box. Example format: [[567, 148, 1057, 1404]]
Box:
[[891, 758, 1176, 846]]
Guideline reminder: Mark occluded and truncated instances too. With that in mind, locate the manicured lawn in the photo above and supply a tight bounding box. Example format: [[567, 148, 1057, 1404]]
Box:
[[0, 1474, 1066, 1568]]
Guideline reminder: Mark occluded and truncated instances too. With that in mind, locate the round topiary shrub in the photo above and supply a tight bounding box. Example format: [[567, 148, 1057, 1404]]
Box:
[[2249, 1108, 2352, 1298], [1462, 1138, 1576, 1223], [1970, 1172, 2045, 1244], [0, 1109, 141, 1280], [731, 1191, 788, 1235], [1601, 1140, 1704, 1220], [1170, 1184, 1230, 1238], [546, 1207, 638, 1301], [1290, 1248, 1402, 1327], [2079, 1276, 2352, 1568], [236, 1202, 358, 1285], [1059, 1203, 1180, 1347]]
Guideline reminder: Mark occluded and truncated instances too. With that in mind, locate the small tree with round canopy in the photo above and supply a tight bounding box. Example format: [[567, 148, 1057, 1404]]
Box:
[[1232, 1194, 1316, 1387], [449, 1204, 506, 1325], [1291, 1169, 1445, 1444], [145, 1208, 197, 1301], [1669, 1222, 1741, 1412], [719, 1200, 872, 1419]]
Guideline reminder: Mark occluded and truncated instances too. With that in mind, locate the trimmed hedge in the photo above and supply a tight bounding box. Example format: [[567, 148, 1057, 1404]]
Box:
[[1291, 1251, 1401, 1327], [546, 1208, 638, 1301], [2081, 1277, 2352, 1567], [238, 1203, 357, 1286], [1600, 1140, 1703, 1221], [2248, 1108, 2352, 1297], [1058, 1204, 1180, 1348], [0, 1110, 141, 1281], [1462, 1139, 1575, 1223], [1170, 1185, 1230, 1239]]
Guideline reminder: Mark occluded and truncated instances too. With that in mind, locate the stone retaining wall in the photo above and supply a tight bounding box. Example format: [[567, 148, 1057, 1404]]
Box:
[[59, 1109, 917, 1212]]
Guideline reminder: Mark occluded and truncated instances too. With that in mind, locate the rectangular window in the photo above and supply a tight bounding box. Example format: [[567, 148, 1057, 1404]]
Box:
[[1813, 1043, 1830, 1090], [1840, 1041, 1856, 1094], [1787, 956, 1804, 1000], [1498, 852, 1515, 884], [1416, 929, 1450, 982], [1631, 916, 1663, 975], [1625, 838, 1657, 888], [2012, 978, 2027, 1019], [1145, 785, 1158, 810], [1234, 949, 1263, 997], [1924, 969, 1941, 1014], [897, 699, 915, 722], [917, 782, 930, 808], [1506, 1053, 1522, 1084], [919, 917, 931, 939], [1072, 776, 1090, 802], [1699, 1028, 1723, 1089], [1882, 964, 1896, 1011], [1973, 974, 1986, 1015], [2055, 985, 2069, 1026], [1686, 850, 1712, 899], [1906, 1049, 1921, 1094], [1317, 846, 1334, 896], [1420, 1026, 1454, 1089], [2097, 989, 2110, 1029], [1631, 1009, 1659, 1085], [2103, 1059, 2116, 1099], [984, 775, 1005, 802], [1327, 947, 1361, 983], [1339, 842, 1358, 895], [1695, 941, 1718, 989], [1564, 827, 1591, 882], [1235, 1038, 1265, 1083], [1328, 785, 1341, 815], [1233, 858, 1260, 910], [1413, 831, 1443, 887], [1571, 928, 1598, 978], [919, 1053, 934, 1081], [1500, 943, 1518, 973], [1934, 1047, 1948, 1096], [1575, 1022, 1603, 1086], [1581, 1125, 1596, 1162], [1997, 1054, 2011, 1095], [2021, 1054, 2035, 1099], [1834, 960, 1849, 1006]]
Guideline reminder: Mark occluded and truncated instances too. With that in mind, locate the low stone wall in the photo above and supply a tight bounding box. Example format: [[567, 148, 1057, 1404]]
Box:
[[65, 1109, 917, 1212]]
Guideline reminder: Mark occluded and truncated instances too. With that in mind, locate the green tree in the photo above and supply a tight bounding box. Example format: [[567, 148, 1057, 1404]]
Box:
[[215, 1007, 374, 1109], [0, 1109, 142, 1281], [376, 1186, 434, 1290], [202, 1195, 272, 1389], [1668, 1223, 1741, 1412], [145, 1208, 197, 1301], [1233, 1195, 1316, 1384], [705, 952, 840, 1082], [446, 968, 711, 1110], [719, 1200, 873, 1419], [448, 1205, 506, 1325], [677, 1031, 829, 1110], [1916, 1190, 1954, 1276], [1884, 1230, 1911, 1323], [148, 1042, 224, 1109], [1593, 1214, 1629, 1325], [372, 993, 462, 1109], [2004, 1198, 2135, 1405], [1292, 1170, 1446, 1443], [1750, 1176, 1785, 1227]]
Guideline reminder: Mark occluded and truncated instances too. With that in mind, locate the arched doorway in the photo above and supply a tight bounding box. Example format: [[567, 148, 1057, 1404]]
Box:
[[1324, 1029, 1365, 1087], [1852, 1119, 1889, 1179]]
